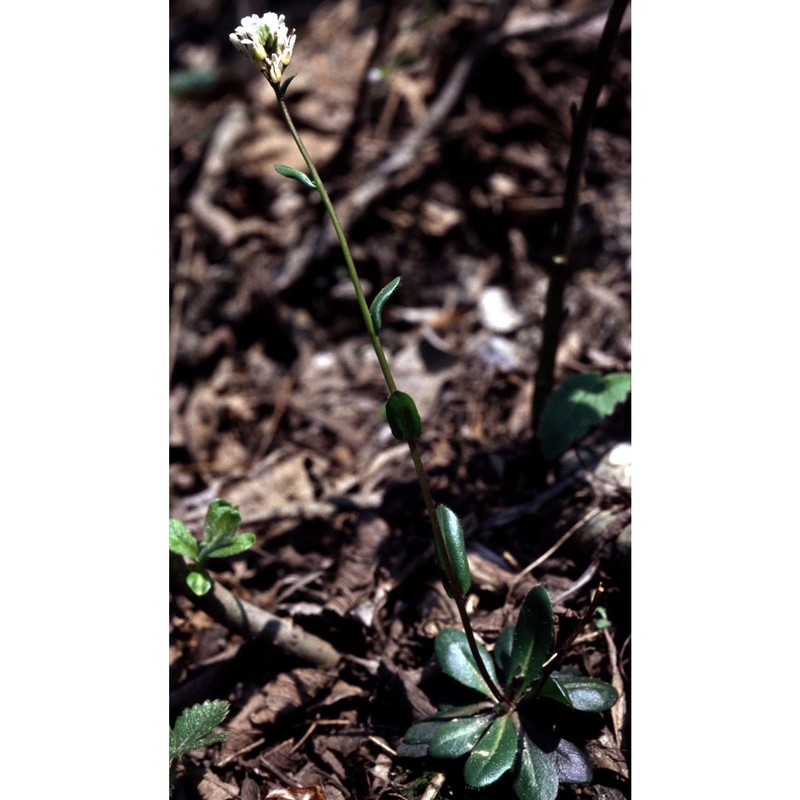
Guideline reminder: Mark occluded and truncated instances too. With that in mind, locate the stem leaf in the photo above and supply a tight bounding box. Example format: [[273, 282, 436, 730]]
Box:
[[385, 391, 422, 442], [434, 504, 471, 598], [369, 276, 401, 332], [274, 163, 317, 190]]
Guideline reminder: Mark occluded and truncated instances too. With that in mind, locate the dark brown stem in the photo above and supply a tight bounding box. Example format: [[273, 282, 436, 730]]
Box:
[[531, 0, 630, 445]]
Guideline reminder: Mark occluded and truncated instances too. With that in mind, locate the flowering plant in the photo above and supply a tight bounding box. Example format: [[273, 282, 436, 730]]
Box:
[[229, 12, 296, 84]]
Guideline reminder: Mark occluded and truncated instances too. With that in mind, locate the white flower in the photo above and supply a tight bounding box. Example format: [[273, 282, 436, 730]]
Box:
[[229, 12, 296, 84]]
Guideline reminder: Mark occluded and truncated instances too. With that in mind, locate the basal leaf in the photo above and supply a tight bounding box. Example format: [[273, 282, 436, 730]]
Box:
[[537, 371, 631, 460], [464, 713, 517, 788], [170, 700, 229, 762], [512, 733, 559, 800], [369, 276, 401, 332], [547, 737, 593, 784], [433, 504, 471, 598], [493, 624, 515, 682], [429, 713, 494, 759], [508, 586, 553, 698], [540, 674, 618, 712], [435, 629, 500, 699], [169, 519, 198, 559]]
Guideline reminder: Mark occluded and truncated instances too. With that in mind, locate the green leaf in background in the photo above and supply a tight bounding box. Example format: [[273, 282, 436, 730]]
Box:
[[537, 371, 631, 460], [169, 519, 198, 559], [274, 163, 317, 190], [207, 532, 256, 558], [435, 629, 500, 699], [186, 569, 213, 596], [385, 390, 422, 442], [202, 500, 241, 550], [169, 700, 229, 763], [369, 276, 401, 332], [433, 504, 471, 598], [508, 586, 554, 698], [512, 733, 559, 800], [463, 713, 517, 788], [428, 713, 494, 759], [540, 674, 618, 713]]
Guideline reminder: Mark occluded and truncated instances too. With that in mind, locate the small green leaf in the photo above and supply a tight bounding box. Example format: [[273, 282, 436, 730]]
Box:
[[508, 586, 554, 698], [170, 700, 229, 763], [464, 713, 517, 788], [369, 276, 401, 332], [385, 391, 422, 442], [433, 505, 471, 598], [169, 519, 198, 559], [186, 569, 212, 596], [512, 733, 559, 800], [208, 532, 256, 558], [202, 500, 241, 550], [537, 372, 631, 460], [540, 674, 618, 712], [429, 713, 494, 759], [435, 629, 500, 699], [274, 163, 317, 190]]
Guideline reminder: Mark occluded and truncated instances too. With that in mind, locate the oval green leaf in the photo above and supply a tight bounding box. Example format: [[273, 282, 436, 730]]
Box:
[[540, 674, 618, 712], [274, 163, 317, 190], [508, 586, 554, 699], [369, 276, 401, 332], [169, 519, 199, 559], [385, 391, 422, 442], [512, 733, 559, 800], [464, 713, 517, 788], [208, 532, 256, 558], [202, 500, 241, 549], [429, 713, 494, 759], [186, 569, 212, 596], [435, 628, 500, 699], [433, 504, 471, 598]]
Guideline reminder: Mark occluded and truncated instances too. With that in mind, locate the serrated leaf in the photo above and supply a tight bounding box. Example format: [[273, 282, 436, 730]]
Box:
[[537, 372, 631, 460], [208, 532, 256, 558], [435, 629, 500, 699], [274, 163, 316, 189], [186, 569, 212, 596], [170, 700, 229, 762], [384, 391, 422, 441], [169, 519, 198, 559], [464, 713, 517, 788], [369, 276, 401, 332], [508, 586, 554, 698], [540, 674, 618, 712], [202, 500, 241, 550], [433, 505, 471, 598], [429, 713, 494, 759], [512, 733, 559, 800]]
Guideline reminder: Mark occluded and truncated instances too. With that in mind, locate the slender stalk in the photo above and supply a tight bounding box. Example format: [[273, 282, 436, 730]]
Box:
[[273, 86, 508, 707], [531, 0, 630, 440]]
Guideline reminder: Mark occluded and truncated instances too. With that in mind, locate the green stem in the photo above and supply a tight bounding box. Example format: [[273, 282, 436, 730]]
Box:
[[531, 0, 630, 441], [273, 85, 508, 708]]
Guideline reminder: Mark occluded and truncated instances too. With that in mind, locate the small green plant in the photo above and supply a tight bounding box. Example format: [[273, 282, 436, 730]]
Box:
[[397, 587, 617, 799], [169, 499, 255, 596], [170, 699, 230, 764], [537, 371, 631, 461]]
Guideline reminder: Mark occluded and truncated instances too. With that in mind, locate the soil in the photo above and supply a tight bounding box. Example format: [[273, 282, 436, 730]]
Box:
[[169, 1, 631, 798]]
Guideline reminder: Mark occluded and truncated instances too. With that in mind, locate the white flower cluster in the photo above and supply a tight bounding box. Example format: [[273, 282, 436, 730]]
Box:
[[229, 12, 296, 84]]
